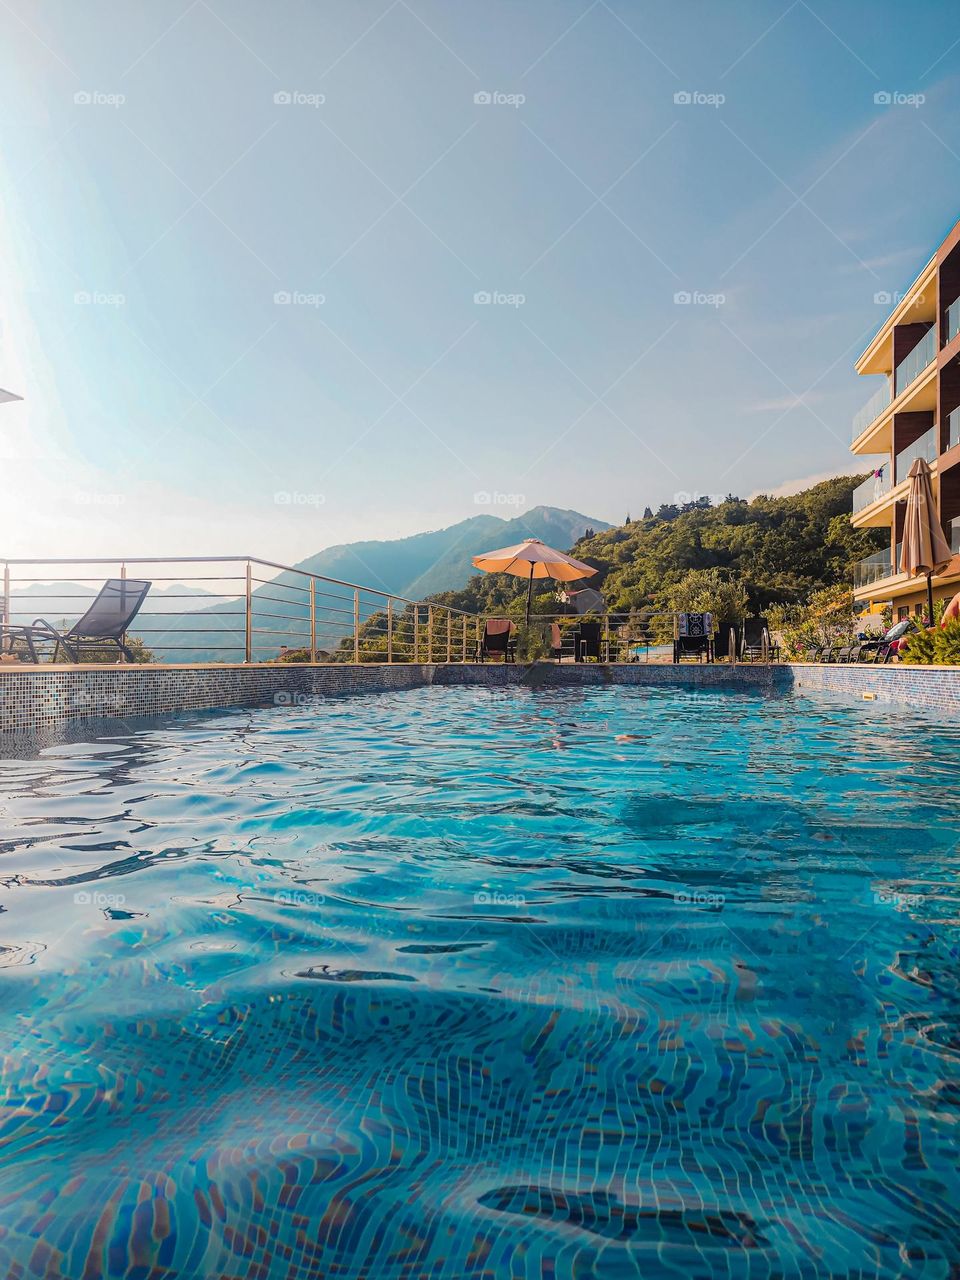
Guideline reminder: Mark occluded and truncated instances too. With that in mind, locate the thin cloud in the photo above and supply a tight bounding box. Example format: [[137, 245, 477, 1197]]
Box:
[[750, 462, 867, 499]]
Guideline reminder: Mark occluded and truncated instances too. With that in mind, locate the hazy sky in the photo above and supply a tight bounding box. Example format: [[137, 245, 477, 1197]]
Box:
[[1, 0, 959, 565]]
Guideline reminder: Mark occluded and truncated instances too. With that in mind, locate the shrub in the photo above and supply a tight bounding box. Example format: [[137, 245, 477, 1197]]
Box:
[[901, 619, 960, 665], [899, 627, 938, 665]]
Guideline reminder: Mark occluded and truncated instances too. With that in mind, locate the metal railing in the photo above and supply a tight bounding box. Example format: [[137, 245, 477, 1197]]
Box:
[[894, 424, 938, 483], [852, 469, 891, 514], [853, 549, 894, 589], [0, 556, 483, 665], [0, 562, 778, 665], [894, 326, 936, 397], [852, 381, 890, 441], [945, 296, 960, 346]]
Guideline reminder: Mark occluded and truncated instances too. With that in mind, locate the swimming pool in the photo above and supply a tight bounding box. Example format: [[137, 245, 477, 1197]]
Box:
[[1, 684, 958, 1278]]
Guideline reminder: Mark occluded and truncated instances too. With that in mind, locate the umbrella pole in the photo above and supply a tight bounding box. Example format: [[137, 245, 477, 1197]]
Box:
[[525, 564, 534, 625], [927, 572, 935, 625]]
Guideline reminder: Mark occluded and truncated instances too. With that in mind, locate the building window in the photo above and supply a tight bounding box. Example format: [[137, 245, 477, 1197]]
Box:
[[898, 606, 910, 621]]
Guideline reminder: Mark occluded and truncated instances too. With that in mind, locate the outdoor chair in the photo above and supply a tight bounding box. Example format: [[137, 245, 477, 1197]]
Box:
[[550, 623, 564, 663], [474, 618, 516, 663], [741, 617, 780, 662], [575, 620, 609, 662], [0, 579, 151, 664], [673, 612, 713, 663]]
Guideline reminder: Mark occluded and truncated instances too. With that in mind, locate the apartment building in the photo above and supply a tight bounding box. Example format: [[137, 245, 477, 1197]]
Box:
[[851, 216, 960, 620]]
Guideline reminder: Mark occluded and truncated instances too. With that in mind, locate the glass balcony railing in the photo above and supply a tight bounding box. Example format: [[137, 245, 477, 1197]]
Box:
[[852, 382, 891, 441], [952, 519, 960, 555], [852, 468, 891, 514], [945, 297, 960, 346], [947, 405, 960, 452], [894, 425, 938, 482], [894, 326, 936, 397], [853, 549, 893, 589]]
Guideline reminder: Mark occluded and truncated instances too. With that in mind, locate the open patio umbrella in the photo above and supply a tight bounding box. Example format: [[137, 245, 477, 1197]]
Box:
[[900, 456, 952, 623], [472, 537, 597, 624]]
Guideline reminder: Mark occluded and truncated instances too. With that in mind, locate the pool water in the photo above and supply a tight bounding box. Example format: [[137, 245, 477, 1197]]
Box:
[[1, 685, 958, 1278]]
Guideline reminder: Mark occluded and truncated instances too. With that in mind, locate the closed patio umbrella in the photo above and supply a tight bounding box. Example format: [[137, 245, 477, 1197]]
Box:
[[900, 456, 952, 623], [472, 538, 597, 624]]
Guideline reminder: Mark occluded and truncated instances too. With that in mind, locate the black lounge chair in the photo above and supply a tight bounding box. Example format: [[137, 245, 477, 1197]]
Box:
[[475, 618, 516, 663], [673, 612, 713, 663], [741, 617, 780, 662], [0, 578, 151, 663], [803, 643, 824, 662], [575, 620, 610, 662]]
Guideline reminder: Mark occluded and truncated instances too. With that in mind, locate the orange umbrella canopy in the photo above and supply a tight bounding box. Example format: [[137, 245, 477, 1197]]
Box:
[[472, 538, 597, 583], [900, 456, 952, 622], [900, 457, 951, 578]]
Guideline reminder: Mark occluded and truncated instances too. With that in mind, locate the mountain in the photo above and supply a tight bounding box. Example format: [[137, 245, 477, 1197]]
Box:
[[7, 582, 216, 624], [293, 506, 609, 601], [422, 477, 885, 619], [143, 506, 609, 660]]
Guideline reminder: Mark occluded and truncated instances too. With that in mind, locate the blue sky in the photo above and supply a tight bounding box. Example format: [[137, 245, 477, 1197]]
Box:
[[1, 0, 959, 563]]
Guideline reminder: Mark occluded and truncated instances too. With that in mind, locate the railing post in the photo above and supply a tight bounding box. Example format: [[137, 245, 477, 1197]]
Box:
[[413, 606, 420, 663], [119, 562, 128, 663], [427, 605, 434, 664], [245, 561, 253, 662], [353, 589, 360, 663], [387, 599, 393, 663], [604, 614, 610, 663], [446, 611, 452, 663], [462, 616, 467, 661], [310, 579, 317, 663], [1, 561, 9, 632]]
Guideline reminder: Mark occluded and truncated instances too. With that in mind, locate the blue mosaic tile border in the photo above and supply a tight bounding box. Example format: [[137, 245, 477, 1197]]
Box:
[[3, 660, 958, 737]]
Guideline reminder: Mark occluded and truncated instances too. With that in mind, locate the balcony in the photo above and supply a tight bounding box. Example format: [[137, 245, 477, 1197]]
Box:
[[851, 382, 890, 442], [852, 469, 891, 515], [947, 406, 960, 452], [946, 297, 960, 346], [853, 549, 893, 589], [894, 424, 938, 482], [894, 327, 936, 397]]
